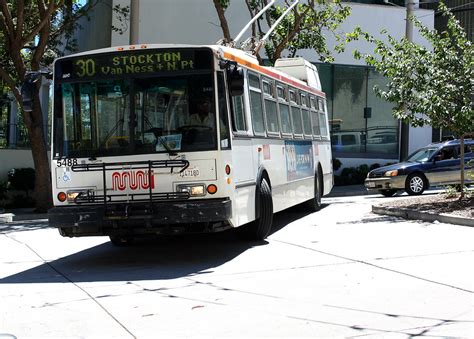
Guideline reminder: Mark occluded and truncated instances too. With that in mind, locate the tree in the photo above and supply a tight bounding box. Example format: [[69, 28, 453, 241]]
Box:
[[212, 0, 350, 65], [0, 1, 127, 212], [346, 2, 473, 198]]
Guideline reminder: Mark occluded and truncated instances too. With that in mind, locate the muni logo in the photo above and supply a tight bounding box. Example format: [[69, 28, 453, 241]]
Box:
[[111, 170, 155, 191]]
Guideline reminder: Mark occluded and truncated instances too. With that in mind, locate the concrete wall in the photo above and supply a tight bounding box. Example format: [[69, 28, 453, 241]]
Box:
[[0, 149, 34, 181], [74, 0, 113, 53]]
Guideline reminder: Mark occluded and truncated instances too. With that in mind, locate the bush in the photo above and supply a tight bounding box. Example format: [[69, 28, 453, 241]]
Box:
[[333, 158, 342, 171], [334, 164, 370, 186], [8, 168, 35, 196]]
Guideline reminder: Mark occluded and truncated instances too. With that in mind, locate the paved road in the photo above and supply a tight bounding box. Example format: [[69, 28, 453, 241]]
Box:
[[1, 194, 473, 338]]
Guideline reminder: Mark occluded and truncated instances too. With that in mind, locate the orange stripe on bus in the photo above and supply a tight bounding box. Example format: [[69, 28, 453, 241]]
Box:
[[223, 52, 326, 98]]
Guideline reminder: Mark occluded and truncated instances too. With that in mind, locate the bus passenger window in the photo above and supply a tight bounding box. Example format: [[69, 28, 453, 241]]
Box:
[[291, 106, 303, 135], [302, 108, 312, 136], [277, 85, 292, 134], [312, 111, 320, 137], [248, 72, 265, 134], [250, 91, 265, 134], [319, 111, 328, 138], [263, 79, 279, 134], [290, 89, 302, 135], [301, 94, 312, 136], [232, 96, 246, 131], [310, 97, 320, 137], [279, 104, 292, 134]]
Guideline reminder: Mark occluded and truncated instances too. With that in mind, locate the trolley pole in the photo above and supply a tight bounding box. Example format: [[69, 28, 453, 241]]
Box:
[[130, 0, 140, 45], [399, 0, 414, 161]]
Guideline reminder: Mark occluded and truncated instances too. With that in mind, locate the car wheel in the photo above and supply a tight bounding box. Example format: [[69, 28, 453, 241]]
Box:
[[405, 173, 426, 195], [379, 189, 397, 197]]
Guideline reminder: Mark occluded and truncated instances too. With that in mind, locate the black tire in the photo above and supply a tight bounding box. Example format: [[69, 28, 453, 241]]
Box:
[[109, 235, 134, 246], [405, 173, 426, 195], [305, 172, 322, 211], [242, 178, 273, 240], [379, 189, 397, 197]]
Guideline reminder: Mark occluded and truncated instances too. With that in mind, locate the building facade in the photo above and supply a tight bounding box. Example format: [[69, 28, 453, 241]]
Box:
[[0, 0, 437, 179], [77, 0, 435, 171]]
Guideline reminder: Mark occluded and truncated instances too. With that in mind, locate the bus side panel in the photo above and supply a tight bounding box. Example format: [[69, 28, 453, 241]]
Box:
[[231, 138, 257, 226], [254, 138, 315, 214], [316, 141, 334, 196]]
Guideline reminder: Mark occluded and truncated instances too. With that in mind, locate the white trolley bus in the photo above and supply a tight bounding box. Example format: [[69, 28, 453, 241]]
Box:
[[47, 43, 333, 243]]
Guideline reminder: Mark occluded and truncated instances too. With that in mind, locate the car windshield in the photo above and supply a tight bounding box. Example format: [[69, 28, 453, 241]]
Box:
[[406, 147, 438, 162]]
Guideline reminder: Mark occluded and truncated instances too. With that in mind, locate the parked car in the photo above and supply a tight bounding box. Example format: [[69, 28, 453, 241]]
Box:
[[365, 139, 474, 196], [331, 131, 365, 153]]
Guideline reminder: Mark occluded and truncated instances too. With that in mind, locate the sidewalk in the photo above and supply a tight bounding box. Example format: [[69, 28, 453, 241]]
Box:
[[326, 184, 369, 198], [0, 208, 48, 223]]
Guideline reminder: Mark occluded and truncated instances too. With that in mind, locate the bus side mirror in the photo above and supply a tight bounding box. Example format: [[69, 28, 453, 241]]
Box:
[[20, 81, 36, 112], [20, 72, 42, 112], [225, 64, 244, 97], [20, 71, 51, 112]]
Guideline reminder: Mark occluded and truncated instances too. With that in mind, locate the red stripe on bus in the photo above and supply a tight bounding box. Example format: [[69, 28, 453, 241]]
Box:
[[223, 52, 326, 98]]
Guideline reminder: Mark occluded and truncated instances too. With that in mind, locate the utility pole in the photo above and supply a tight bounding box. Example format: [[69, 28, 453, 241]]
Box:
[[130, 0, 140, 45], [399, 0, 415, 161]]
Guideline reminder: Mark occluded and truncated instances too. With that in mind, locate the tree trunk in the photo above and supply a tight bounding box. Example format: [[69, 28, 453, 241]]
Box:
[[460, 135, 465, 199], [25, 96, 52, 212], [212, 0, 232, 43]]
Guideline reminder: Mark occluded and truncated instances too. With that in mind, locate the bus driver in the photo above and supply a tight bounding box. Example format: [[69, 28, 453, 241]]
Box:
[[188, 96, 228, 138], [188, 97, 214, 127]]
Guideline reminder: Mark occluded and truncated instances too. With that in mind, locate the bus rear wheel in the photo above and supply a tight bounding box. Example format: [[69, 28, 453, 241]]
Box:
[[305, 172, 322, 212], [242, 178, 273, 241]]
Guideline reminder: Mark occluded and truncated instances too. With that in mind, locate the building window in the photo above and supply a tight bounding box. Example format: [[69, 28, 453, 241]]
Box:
[[317, 63, 399, 158]]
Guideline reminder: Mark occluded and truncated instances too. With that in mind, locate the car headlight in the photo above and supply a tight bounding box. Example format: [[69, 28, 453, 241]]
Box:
[[384, 170, 398, 177]]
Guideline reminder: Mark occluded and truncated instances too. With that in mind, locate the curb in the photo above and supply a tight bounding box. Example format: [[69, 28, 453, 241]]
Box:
[[0, 213, 48, 223], [372, 205, 474, 227]]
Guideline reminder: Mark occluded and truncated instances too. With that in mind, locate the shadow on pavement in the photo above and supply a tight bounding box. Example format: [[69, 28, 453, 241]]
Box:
[[0, 203, 317, 285]]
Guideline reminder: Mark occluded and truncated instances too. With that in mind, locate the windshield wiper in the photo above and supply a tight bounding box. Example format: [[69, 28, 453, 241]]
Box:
[[157, 136, 178, 156]]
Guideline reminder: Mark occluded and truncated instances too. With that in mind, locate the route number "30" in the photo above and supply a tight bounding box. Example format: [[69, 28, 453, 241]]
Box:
[[75, 59, 96, 77]]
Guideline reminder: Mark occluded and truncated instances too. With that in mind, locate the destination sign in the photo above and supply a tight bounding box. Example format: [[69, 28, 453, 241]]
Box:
[[55, 48, 213, 80]]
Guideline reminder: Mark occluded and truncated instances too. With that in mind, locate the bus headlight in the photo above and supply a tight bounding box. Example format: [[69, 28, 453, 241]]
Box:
[[66, 190, 88, 202], [176, 184, 206, 197]]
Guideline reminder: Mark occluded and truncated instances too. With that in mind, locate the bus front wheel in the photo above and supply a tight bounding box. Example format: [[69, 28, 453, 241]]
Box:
[[242, 178, 273, 241], [109, 235, 134, 246]]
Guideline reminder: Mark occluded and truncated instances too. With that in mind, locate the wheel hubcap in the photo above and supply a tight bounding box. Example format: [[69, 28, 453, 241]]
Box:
[[410, 177, 424, 192]]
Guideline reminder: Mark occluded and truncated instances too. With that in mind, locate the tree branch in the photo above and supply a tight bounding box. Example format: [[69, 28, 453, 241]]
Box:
[[22, 0, 63, 46], [0, 65, 21, 104], [0, 0, 15, 37], [16, 0, 25, 39], [212, 0, 231, 42]]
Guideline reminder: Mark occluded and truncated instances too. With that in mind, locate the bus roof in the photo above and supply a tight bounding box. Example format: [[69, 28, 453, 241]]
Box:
[[55, 43, 325, 97]]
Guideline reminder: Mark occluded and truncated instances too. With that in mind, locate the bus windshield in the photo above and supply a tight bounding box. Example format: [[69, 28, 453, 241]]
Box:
[[53, 48, 217, 159], [54, 74, 217, 158]]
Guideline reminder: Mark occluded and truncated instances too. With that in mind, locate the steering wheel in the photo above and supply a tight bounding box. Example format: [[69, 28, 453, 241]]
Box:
[[178, 125, 213, 132]]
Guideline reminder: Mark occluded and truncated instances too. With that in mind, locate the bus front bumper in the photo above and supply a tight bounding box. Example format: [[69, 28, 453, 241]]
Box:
[[49, 198, 232, 237]]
